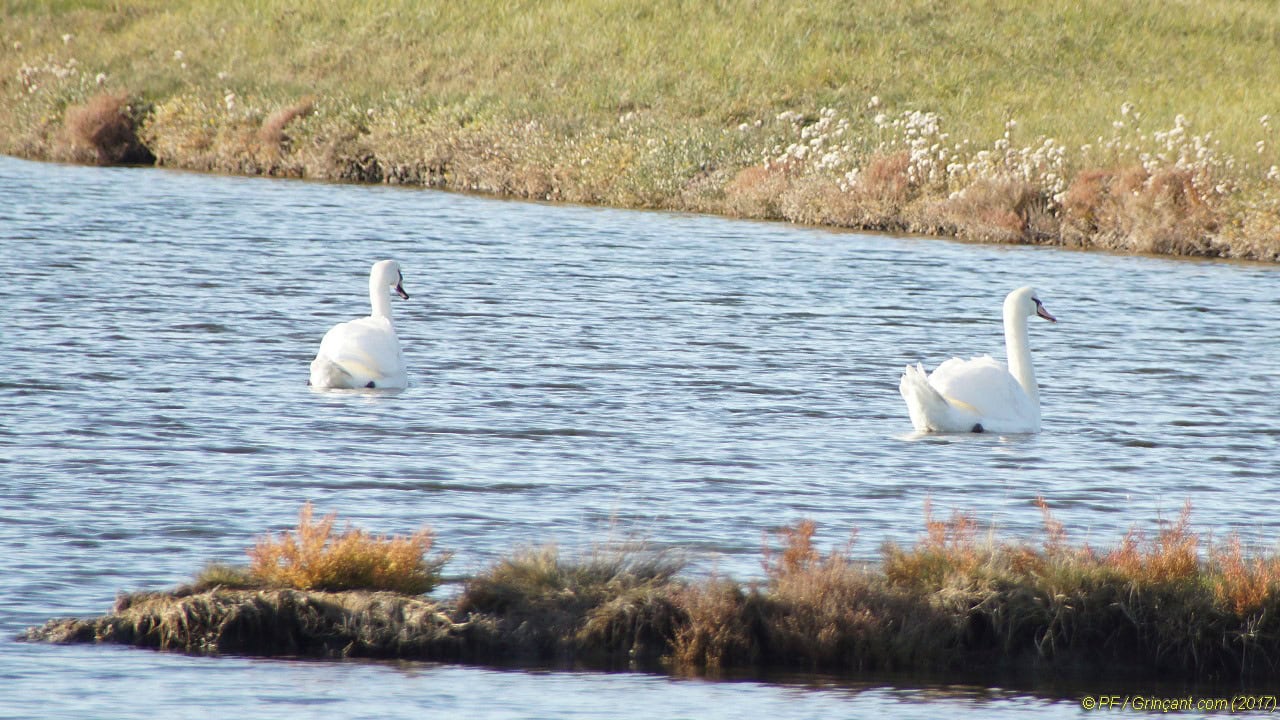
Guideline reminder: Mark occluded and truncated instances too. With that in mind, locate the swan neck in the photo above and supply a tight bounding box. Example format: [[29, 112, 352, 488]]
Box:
[[370, 276, 392, 319], [1004, 304, 1037, 402]]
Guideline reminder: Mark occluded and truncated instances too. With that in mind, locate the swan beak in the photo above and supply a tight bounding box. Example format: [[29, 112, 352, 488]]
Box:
[[1036, 303, 1057, 323], [394, 282, 410, 300]]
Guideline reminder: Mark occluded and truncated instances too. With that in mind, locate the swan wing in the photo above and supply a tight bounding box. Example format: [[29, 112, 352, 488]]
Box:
[[311, 316, 406, 389], [928, 355, 1036, 431], [900, 362, 981, 433]]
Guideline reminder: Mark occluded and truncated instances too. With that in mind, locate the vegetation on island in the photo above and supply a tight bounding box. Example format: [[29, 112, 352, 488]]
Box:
[[24, 501, 1280, 683], [4, 0, 1280, 260]]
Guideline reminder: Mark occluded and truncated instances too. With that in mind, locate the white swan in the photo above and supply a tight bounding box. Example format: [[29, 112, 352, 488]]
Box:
[[899, 286, 1056, 433], [309, 260, 410, 390]]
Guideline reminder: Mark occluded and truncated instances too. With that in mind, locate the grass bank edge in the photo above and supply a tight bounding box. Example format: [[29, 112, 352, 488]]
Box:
[[7, 0, 1280, 262]]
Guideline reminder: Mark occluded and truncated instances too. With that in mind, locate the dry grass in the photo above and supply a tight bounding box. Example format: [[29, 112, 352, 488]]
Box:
[[455, 543, 685, 664], [247, 503, 449, 595], [23, 588, 466, 658], [1210, 535, 1280, 617], [62, 91, 153, 165], [1061, 166, 1222, 254], [257, 97, 315, 148], [22, 501, 1280, 681]]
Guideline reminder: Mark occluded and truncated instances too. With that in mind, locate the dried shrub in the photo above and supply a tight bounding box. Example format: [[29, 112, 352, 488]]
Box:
[[758, 521, 932, 670], [258, 97, 316, 147], [847, 151, 915, 227], [1210, 535, 1280, 616], [23, 503, 1280, 679], [63, 92, 154, 165], [248, 503, 449, 595], [722, 163, 791, 218], [930, 178, 1053, 244], [1062, 166, 1221, 255], [1102, 502, 1199, 584], [670, 578, 755, 670], [883, 500, 986, 590]]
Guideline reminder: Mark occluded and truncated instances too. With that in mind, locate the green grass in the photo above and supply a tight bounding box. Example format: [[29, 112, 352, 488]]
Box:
[[6, 0, 1278, 153], [4, 0, 1280, 259]]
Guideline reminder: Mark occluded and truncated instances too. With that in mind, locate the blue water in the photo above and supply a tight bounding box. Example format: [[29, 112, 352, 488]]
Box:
[[1, 154, 1277, 718]]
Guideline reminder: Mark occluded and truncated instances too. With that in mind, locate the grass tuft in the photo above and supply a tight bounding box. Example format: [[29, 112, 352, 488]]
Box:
[[456, 543, 685, 663], [247, 503, 449, 595]]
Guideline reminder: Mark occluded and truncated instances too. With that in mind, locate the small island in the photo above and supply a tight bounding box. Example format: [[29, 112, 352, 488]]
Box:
[[23, 502, 1280, 684]]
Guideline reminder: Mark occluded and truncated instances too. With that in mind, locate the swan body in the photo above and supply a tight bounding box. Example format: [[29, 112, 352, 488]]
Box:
[[899, 286, 1056, 433], [309, 260, 410, 390]]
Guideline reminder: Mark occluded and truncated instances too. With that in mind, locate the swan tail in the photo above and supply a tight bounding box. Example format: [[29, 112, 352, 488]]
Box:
[[309, 356, 370, 389], [899, 363, 959, 433]]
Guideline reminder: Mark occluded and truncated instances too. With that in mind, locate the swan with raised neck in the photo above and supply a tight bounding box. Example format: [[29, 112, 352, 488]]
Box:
[[899, 286, 1057, 434], [308, 260, 410, 390]]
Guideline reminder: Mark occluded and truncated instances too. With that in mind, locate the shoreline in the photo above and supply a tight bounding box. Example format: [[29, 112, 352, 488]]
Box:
[[7, 2, 1280, 263], [11, 105, 1280, 264]]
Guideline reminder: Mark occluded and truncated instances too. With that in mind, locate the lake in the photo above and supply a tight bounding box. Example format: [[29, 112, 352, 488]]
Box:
[[1, 154, 1277, 718]]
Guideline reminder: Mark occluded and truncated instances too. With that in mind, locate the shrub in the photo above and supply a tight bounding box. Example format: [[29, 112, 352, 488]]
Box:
[[247, 503, 449, 595], [63, 92, 154, 165], [670, 577, 755, 671], [258, 97, 316, 148]]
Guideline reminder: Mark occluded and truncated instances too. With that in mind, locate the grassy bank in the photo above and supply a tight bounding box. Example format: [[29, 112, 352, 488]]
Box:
[[4, 1, 1280, 261], [23, 502, 1280, 682]]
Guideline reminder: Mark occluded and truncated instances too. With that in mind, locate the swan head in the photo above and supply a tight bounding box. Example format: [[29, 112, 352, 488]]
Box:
[[371, 259, 409, 300], [1005, 286, 1056, 323]]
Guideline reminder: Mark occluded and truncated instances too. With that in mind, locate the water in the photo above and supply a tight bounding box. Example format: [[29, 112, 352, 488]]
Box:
[[1, 154, 1277, 718]]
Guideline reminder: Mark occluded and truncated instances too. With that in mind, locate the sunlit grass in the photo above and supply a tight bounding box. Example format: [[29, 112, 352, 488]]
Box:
[[4, 0, 1280, 258], [239, 502, 450, 595]]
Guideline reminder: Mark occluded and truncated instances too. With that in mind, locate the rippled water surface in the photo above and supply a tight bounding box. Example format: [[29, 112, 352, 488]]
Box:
[[2, 155, 1278, 718]]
